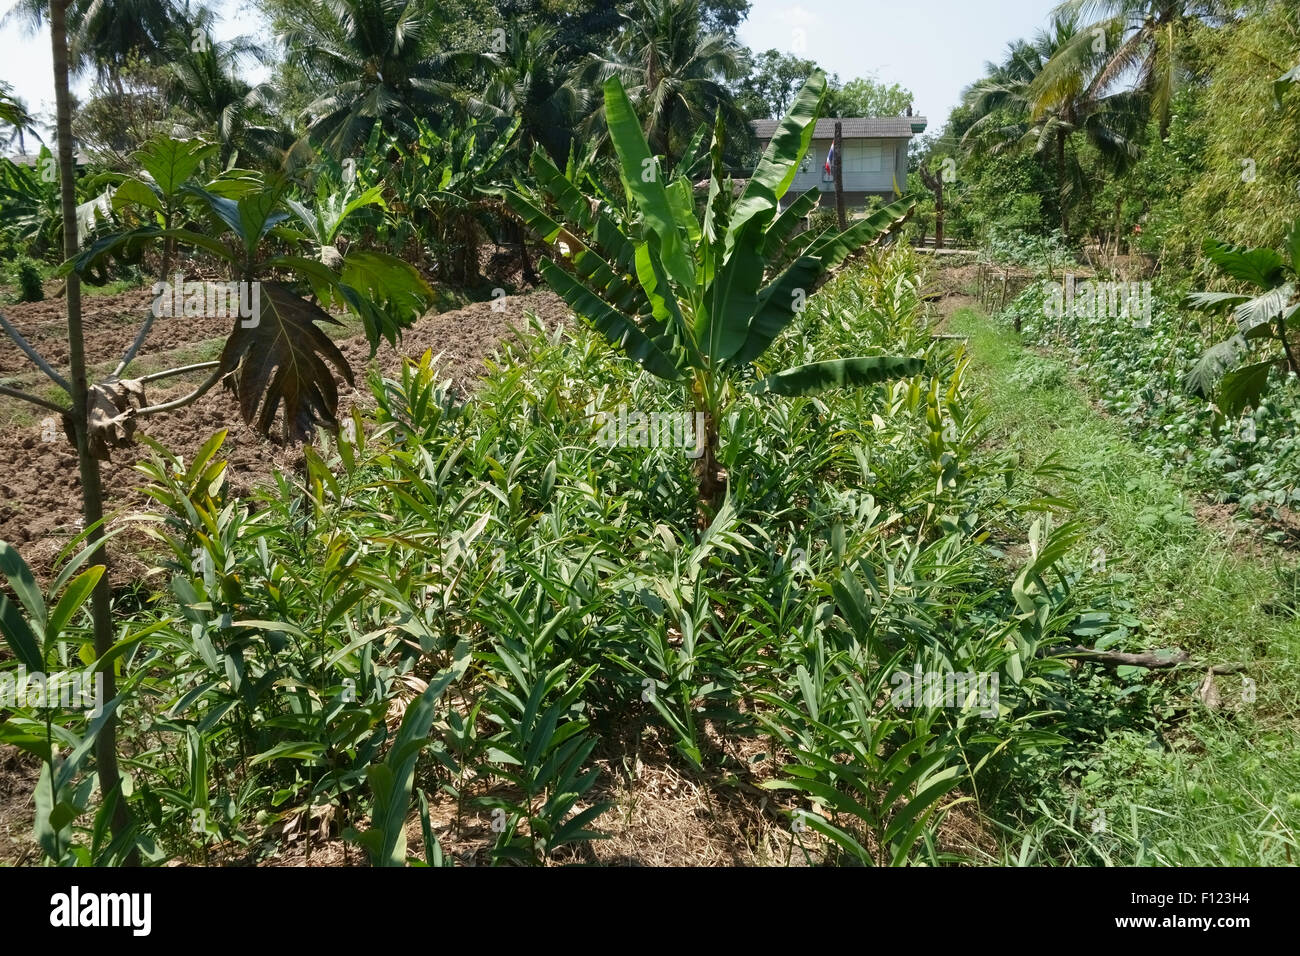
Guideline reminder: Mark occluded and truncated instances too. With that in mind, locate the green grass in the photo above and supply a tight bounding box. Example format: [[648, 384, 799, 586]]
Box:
[[950, 304, 1300, 865]]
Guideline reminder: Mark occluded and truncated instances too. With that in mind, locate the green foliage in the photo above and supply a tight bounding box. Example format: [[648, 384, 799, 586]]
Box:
[[509, 71, 922, 508], [735, 48, 912, 121], [0, 244, 1119, 866], [950, 305, 1300, 866], [0, 538, 148, 865], [1183, 219, 1300, 421], [828, 75, 913, 118], [1100, 4, 1300, 268], [350, 672, 456, 866], [67, 134, 435, 439], [1002, 275, 1300, 524], [581, 0, 748, 167], [11, 256, 45, 302], [351, 116, 520, 285], [0, 147, 114, 260]]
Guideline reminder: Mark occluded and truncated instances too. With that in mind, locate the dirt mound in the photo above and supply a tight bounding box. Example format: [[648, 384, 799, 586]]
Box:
[[0, 289, 570, 579]]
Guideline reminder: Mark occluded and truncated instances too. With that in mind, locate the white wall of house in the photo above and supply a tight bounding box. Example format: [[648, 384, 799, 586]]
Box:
[[782, 136, 910, 197]]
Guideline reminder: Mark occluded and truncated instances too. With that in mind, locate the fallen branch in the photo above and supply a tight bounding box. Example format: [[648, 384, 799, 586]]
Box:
[[1042, 645, 1246, 674], [1044, 645, 1189, 668]]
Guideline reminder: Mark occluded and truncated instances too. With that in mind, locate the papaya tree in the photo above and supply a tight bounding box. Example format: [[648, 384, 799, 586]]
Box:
[[505, 71, 923, 519], [1183, 219, 1300, 423]]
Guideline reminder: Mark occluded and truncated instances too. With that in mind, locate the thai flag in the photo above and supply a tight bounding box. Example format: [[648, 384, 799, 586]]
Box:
[[824, 143, 835, 174]]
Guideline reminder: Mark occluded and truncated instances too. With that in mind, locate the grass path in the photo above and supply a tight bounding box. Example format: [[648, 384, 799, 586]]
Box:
[[949, 304, 1300, 865]]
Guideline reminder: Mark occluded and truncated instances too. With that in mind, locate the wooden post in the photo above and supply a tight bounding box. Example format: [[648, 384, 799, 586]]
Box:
[[919, 162, 944, 250], [833, 120, 846, 230]]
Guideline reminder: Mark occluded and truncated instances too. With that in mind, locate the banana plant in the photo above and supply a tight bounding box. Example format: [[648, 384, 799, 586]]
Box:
[[1183, 219, 1300, 423], [0, 147, 114, 259], [283, 180, 386, 267], [353, 116, 520, 284], [505, 71, 924, 518]]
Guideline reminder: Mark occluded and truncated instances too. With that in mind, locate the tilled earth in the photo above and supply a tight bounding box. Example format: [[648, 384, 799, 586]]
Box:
[[0, 287, 570, 579]]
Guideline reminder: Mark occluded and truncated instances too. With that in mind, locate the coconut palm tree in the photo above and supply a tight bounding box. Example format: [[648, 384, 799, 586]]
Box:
[[961, 16, 1144, 235], [0, 83, 42, 154], [470, 22, 587, 167], [1050, 0, 1229, 138], [580, 0, 746, 168], [281, 0, 468, 158], [166, 10, 285, 167]]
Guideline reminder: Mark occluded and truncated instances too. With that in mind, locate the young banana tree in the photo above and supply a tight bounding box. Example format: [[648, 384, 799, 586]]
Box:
[[506, 71, 923, 517], [1183, 220, 1300, 422], [283, 180, 386, 269]]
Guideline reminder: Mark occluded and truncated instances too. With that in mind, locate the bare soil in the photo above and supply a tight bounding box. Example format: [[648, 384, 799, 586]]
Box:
[[0, 287, 570, 580]]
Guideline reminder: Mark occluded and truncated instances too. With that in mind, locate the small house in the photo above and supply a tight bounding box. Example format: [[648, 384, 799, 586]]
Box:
[[750, 115, 927, 210]]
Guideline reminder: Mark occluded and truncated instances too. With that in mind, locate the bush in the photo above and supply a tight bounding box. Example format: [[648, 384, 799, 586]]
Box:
[[11, 257, 44, 302], [807, 208, 838, 234]]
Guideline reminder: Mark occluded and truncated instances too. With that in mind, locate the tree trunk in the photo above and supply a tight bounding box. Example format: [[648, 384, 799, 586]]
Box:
[[694, 410, 724, 531], [919, 164, 944, 250], [1112, 194, 1122, 257], [1056, 128, 1069, 236], [50, 0, 132, 855], [833, 121, 846, 230], [933, 181, 944, 250]]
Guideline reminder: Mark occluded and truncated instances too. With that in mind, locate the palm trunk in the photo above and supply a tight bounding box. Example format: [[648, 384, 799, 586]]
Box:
[[1056, 128, 1069, 236], [50, 0, 131, 854]]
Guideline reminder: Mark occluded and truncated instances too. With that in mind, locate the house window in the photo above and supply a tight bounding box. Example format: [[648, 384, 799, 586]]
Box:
[[841, 142, 882, 173]]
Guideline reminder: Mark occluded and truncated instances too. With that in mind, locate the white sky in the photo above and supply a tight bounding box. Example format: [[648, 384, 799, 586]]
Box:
[[1, 0, 1063, 145], [735, 0, 1063, 124]]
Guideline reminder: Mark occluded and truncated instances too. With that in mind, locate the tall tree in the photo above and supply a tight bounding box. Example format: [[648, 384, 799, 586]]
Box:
[[961, 16, 1143, 234], [50, 0, 133, 854], [1051, 0, 1228, 137], [471, 22, 586, 166], [166, 8, 284, 167], [828, 75, 914, 117], [279, 0, 468, 157], [734, 48, 823, 119], [582, 0, 745, 166], [0, 82, 42, 153]]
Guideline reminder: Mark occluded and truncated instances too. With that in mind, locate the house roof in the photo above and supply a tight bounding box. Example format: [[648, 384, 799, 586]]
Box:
[[750, 117, 926, 140], [8, 151, 91, 167]]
